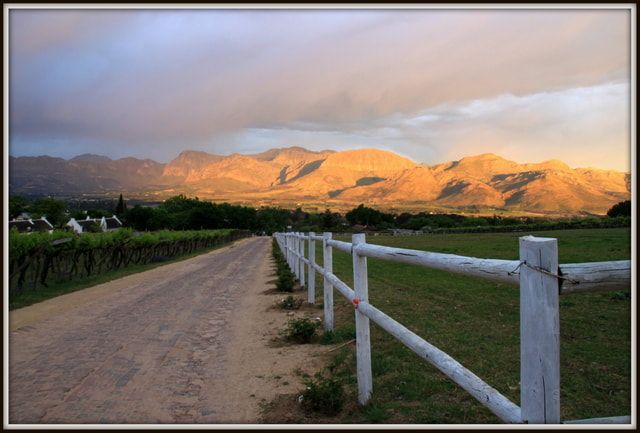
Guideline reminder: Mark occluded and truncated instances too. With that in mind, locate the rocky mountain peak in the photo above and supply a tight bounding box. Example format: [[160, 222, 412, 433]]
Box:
[[320, 148, 416, 173], [9, 147, 630, 215]]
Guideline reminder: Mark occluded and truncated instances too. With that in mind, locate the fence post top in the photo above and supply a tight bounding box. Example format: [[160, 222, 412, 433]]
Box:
[[323, 232, 332, 239], [519, 235, 557, 244], [352, 233, 366, 244], [309, 231, 315, 236]]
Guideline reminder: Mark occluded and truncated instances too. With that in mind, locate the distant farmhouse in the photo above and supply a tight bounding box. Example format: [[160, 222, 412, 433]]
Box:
[[9, 217, 54, 234], [66, 215, 123, 234]]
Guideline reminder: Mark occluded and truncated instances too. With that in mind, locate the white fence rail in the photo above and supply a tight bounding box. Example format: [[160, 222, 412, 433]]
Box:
[[273, 232, 631, 424]]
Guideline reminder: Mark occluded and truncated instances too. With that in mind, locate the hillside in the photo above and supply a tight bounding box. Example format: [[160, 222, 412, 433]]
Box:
[[9, 148, 630, 215]]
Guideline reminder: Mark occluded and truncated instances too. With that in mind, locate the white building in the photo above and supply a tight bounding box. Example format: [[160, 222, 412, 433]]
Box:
[[9, 217, 54, 234], [66, 215, 123, 234]]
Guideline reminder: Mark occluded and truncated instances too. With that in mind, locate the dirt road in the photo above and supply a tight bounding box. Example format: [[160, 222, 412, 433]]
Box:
[[9, 236, 327, 424]]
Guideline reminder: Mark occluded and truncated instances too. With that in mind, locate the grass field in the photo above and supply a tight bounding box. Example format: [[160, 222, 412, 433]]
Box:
[[300, 228, 631, 423]]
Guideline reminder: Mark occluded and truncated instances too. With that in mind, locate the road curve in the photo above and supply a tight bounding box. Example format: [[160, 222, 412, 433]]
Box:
[[9, 236, 273, 424]]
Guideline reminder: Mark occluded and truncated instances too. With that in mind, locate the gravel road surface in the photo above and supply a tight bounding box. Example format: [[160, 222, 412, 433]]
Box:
[[9, 236, 326, 424]]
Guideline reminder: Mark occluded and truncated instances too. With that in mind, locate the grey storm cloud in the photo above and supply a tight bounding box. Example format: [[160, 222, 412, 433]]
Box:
[[9, 8, 630, 169]]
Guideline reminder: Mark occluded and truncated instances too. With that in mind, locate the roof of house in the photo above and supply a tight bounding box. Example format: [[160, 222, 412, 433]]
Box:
[[9, 220, 34, 232], [10, 218, 53, 232], [76, 219, 102, 229], [104, 216, 122, 229], [31, 218, 53, 231]]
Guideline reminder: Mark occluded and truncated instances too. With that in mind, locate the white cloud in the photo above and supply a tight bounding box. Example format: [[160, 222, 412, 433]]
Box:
[[9, 9, 630, 171], [220, 82, 629, 171]]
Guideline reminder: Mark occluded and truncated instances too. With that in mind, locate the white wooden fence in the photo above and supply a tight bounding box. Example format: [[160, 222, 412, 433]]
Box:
[[273, 231, 632, 424]]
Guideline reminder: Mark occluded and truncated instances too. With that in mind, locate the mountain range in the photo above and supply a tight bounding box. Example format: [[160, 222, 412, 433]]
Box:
[[9, 147, 630, 215]]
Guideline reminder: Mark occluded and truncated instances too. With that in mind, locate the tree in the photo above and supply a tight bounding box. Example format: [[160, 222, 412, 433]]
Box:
[[321, 209, 337, 230], [116, 193, 127, 215], [189, 206, 220, 230], [123, 205, 155, 231], [256, 207, 290, 234], [74, 208, 112, 219], [345, 204, 393, 227], [161, 194, 200, 214], [70, 210, 88, 220], [292, 207, 307, 224], [607, 200, 631, 217], [29, 197, 67, 227], [147, 208, 171, 231], [9, 195, 28, 219]]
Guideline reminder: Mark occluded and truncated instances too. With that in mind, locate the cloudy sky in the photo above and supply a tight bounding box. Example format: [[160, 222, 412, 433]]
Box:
[[9, 8, 631, 171]]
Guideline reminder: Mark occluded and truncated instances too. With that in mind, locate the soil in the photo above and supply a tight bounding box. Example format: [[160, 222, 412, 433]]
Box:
[[9, 236, 330, 424]]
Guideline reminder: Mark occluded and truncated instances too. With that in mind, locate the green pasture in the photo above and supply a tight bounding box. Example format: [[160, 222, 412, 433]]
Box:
[[303, 228, 631, 423]]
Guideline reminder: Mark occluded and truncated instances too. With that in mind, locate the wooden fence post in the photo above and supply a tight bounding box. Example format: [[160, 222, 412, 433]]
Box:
[[288, 233, 293, 275], [308, 232, 316, 304], [288, 234, 292, 271], [294, 233, 299, 281], [323, 232, 334, 332], [353, 233, 373, 405], [299, 233, 306, 288], [288, 233, 292, 276], [285, 234, 289, 268], [519, 236, 560, 424], [285, 233, 289, 268], [281, 234, 286, 259]]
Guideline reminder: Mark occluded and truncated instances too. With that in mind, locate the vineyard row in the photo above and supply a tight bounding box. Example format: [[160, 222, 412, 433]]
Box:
[[9, 229, 251, 293]]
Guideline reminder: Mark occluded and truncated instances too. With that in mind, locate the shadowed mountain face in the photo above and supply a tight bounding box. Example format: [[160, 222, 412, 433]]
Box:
[[9, 155, 167, 194], [9, 148, 630, 215]]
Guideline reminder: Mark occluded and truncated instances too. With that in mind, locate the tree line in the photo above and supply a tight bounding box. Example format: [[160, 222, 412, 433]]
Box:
[[9, 194, 631, 235]]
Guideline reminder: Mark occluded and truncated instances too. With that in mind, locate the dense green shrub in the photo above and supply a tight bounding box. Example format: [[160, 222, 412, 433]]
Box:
[[276, 270, 295, 292], [272, 238, 296, 292], [284, 317, 320, 343], [300, 371, 344, 415], [346, 204, 394, 228], [279, 295, 303, 310], [607, 200, 631, 218]]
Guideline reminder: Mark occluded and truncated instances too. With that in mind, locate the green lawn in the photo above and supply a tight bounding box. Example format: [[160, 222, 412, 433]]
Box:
[[303, 228, 631, 423]]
